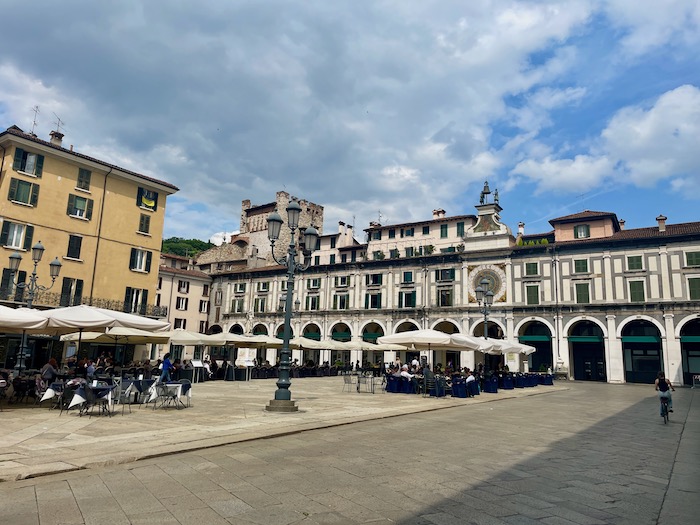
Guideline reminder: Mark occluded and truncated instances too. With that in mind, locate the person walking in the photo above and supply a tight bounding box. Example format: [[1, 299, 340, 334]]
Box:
[[159, 353, 174, 383]]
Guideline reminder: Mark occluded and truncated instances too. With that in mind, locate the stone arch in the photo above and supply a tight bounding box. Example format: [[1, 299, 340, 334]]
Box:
[[517, 319, 554, 373], [330, 322, 352, 342], [360, 321, 386, 342], [674, 314, 700, 339], [432, 319, 460, 333], [470, 319, 505, 339], [208, 324, 223, 334], [252, 323, 269, 336], [394, 320, 420, 333], [619, 318, 663, 384], [228, 324, 244, 335], [563, 316, 608, 338], [615, 315, 666, 339], [567, 319, 606, 382], [514, 316, 555, 337], [302, 323, 322, 340]]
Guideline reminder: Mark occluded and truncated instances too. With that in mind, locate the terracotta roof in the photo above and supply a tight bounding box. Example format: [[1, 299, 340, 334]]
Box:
[[1, 126, 179, 192], [552, 221, 700, 246], [158, 265, 211, 279], [162, 253, 191, 261]]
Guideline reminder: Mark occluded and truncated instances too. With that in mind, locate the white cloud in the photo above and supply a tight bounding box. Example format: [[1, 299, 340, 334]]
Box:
[[512, 155, 614, 193]]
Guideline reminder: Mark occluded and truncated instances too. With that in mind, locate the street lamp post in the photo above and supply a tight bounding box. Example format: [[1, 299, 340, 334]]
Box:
[[475, 278, 494, 372], [264, 200, 318, 412], [8, 241, 62, 375]]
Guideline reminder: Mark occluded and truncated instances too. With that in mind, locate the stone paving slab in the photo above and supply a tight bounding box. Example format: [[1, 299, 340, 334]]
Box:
[[0, 377, 564, 481]]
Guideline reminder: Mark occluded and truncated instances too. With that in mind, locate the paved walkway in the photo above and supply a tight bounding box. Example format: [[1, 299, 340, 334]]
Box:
[[0, 379, 697, 524]]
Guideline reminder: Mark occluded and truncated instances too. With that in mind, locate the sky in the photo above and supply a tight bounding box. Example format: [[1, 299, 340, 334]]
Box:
[[1, 1, 698, 243]]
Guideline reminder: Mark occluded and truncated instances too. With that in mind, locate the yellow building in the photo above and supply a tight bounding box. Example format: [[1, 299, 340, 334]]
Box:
[[0, 125, 178, 315]]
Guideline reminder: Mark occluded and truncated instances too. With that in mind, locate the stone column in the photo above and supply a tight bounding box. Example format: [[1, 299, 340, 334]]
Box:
[[606, 314, 624, 383], [663, 313, 683, 384]]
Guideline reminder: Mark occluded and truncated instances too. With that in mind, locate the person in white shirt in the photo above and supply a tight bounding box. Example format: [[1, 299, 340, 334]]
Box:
[[400, 365, 418, 393], [411, 357, 419, 369]]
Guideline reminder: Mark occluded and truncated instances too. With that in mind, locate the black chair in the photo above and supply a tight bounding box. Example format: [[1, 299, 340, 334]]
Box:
[[451, 378, 467, 398]]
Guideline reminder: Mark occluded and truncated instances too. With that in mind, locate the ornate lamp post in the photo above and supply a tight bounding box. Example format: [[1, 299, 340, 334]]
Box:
[[265, 200, 318, 412], [8, 241, 62, 375], [475, 278, 494, 372]]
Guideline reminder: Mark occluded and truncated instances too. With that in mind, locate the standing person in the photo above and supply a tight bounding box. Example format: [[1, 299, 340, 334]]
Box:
[[655, 371, 675, 415], [40, 358, 58, 385], [160, 353, 174, 383]]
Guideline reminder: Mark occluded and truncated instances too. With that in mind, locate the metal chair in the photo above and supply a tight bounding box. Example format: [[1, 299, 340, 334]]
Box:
[[178, 379, 192, 407], [341, 375, 356, 393]]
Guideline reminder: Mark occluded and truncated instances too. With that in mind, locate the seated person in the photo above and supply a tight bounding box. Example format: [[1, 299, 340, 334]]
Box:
[[400, 365, 419, 392]]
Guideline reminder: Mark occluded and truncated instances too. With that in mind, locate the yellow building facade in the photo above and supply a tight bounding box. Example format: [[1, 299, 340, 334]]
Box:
[[0, 125, 178, 314]]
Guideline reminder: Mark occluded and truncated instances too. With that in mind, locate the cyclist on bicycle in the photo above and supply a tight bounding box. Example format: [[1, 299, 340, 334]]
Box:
[[655, 371, 675, 416]]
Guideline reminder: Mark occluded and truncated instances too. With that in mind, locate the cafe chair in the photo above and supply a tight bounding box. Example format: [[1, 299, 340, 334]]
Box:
[[422, 371, 436, 398], [178, 379, 192, 407], [341, 375, 356, 393]]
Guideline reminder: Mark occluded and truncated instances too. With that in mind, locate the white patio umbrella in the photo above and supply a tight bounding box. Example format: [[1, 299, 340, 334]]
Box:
[[31, 305, 170, 333], [377, 329, 455, 349], [60, 326, 171, 345], [0, 304, 49, 332], [160, 329, 226, 346]]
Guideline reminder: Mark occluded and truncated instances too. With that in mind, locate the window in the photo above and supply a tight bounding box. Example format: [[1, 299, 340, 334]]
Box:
[[257, 282, 269, 292], [526, 285, 539, 305], [330, 237, 337, 248], [307, 278, 321, 289], [689, 278, 700, 300], [12, 148, 44, 177], [435, 269, 455, 281], [388, 229, 396, 239], [8, 178, 39, 206], [422, 225, 430, 235], [335, 276, 349, 287], [129, 248, 152, 272], [438, 288, 453, 307], [305, 295, 320, 310], [329, 254, 336, 264], [199, 300, 209, 313], [157, 277, 162, 290], [254, 297, 266, 313], [333, 293, 350, 310], [176, 297, 189, 310], [0, 221, 33, 250], [202, 284, 210, 297], [403, 227, 414, 237], [440, 224, 448, 238], [124, 287, 148, 315], [231, 298, 245, 313], [389, 249, 399, 259], [398, 290, 416, 308], [575, 283, 590, 304], [77, 168, 91, 190], [371, 231, 382, 240], [59, 278, 83, 306], [405, 247, 414, 257], [138, 214, 151, 234], [629, 281, 645, 302], [686, 252, 700, 267], [178, 280, 190, 293], [365, 292, 382, 309], [67, 194, 94, 220], [66, 235, 82, 259], [574, 224, 590, 239], [402, 271, 413, 283], [525, 262, 539, 276], [280, 281, 289, 292], [372, 251, 384, 260], [627, 255, 643, 271], [457, 222, 465, 237], [351, 251, 357, 262], [574, 259, 588, 273], [314, 255, 320, 265], [234, 283, 246, 293], [199, 321, 208, 333], [341, 254, 347, 263], [136, 187, 158, 211], [174, 318, 186, 329], [1, 268, 26, 301], [214, 289, 222, 306], [366, 274, 383, 286]]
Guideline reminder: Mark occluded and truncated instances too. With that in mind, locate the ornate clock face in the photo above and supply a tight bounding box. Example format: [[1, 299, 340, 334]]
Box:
[[470, 264, 506, 301]]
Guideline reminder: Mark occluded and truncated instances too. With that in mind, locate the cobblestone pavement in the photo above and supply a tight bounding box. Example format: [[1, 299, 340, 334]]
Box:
[[0, 381, 697, 524]]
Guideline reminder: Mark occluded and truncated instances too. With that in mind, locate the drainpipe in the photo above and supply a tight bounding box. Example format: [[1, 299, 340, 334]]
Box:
[[89, 167, 112, 304]]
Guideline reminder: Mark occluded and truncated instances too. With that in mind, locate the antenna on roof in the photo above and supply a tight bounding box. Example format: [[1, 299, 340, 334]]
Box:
[[30, 105, 40, 135], [52, 113, 65, 134]]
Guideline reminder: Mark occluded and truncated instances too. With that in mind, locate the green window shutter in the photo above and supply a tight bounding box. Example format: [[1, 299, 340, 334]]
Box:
[[526, 286, 539, 305], [13, 148, 24, 170], [30, 184, 39, 206], [60, 278, 72, 306], [124, 287, 133, 311], [73, 279, 83, 305], [377, 293, 382, 308], [145, 251, 152, 272], [24, 225, 34, 249], [8, 178, 18, 201], [140, 289, 148, 315], [85, 199, 93, 220], [34, 155, 44, 177], [449, 269, 455, 280], [0, 221, 9, 245], [457, 222, 465, 237], [689, 278, 700, 300], [333, 295, 338, 309], [67, 194, 76, 215], [629, 281, 645, 302], [365, 275, 369, 286], [364, 294, 369, 309], [129, 248, 137, 270], [398, 293, 404, 308], [434, 270, 439, 281]]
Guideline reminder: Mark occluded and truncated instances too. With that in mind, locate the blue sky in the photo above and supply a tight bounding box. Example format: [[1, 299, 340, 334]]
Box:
[[0, 1, 698, 243]]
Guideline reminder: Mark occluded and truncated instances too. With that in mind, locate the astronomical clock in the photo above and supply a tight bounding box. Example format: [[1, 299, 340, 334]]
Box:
[[468, 264, 507, 302]]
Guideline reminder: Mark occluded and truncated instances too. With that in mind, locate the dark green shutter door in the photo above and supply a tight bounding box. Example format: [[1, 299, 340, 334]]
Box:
[[30, 184, 39, 206], [0, 221, 9, 245], [35, 155, 44, 177], [129, 248, 137, 269], [140, 290, 148, 315], [85, 199, 93, 220], [411, 291, 416, 307], [67, 194, 76, 215], [23, 225, 34, 250], [60, 278, 72, 306], [449, 269, 455, 279], [145, 251, 152, 272], [8, 178, 18, 201], [74, 280, 83, 305], [364, 294, 369, 309], [12, 148, 24, 170], [124, 287, 133, 312], [377, 293, 382, 308], [398, 293, 404, 308]]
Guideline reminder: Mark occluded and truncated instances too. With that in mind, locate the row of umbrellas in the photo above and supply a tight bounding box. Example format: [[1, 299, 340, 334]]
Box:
[[1, 306, 534, 356]]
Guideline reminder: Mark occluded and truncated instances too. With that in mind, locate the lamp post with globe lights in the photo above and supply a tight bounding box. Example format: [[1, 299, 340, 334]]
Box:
[[264, 200, 318, 412], [475, 277, 495, 373]]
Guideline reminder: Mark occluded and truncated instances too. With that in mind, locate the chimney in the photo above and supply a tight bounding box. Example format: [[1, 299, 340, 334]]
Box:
[[619, 219, 625, 230], [432, 208, 446, 219], [656, 214, 667, 232], [518, 222, 525, 235], [339, 221, 345, 234], [49, 130, 64, 146]]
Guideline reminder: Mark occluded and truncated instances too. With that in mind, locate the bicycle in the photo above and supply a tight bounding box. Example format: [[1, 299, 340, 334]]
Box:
[[660, 396, 670, 424]]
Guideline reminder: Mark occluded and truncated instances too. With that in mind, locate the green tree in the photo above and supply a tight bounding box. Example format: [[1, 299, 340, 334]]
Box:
[[161, 237, 214, 257]]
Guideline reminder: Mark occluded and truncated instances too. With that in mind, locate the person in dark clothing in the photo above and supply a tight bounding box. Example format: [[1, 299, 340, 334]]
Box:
[[655, 371, 675, 415]]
